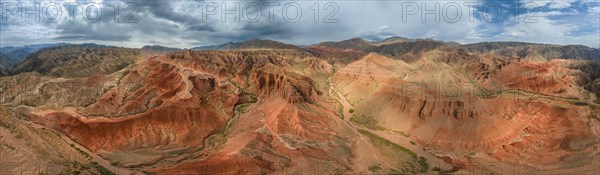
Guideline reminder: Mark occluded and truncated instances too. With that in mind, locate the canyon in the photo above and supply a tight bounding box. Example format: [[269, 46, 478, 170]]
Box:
[[0, 38, 599, 174]]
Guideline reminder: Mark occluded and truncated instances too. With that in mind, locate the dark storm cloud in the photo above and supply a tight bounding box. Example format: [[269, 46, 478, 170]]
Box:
[[240, 21, 292, 36], [50, 0, 135, 42], [54, 22, 132, 41], [55, 34, 130, 41], [137, 0, 214, 28], [51, 0, 209, 43], [205, 20, 295, 43], [138, 0, 198, 24], [186, 25, 217, 32]]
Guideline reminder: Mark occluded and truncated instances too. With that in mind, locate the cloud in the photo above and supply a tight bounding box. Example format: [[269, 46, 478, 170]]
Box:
[[0, 0, 598, 48], [548, 0, 578, 9], [522, 1, 552, 9], [488, 2, 599, 47], [361, 25, 396, 41], [521, 0, 579, 9], [186, 25, 217, 32], [54, 22, 132, 41], [138, 0, 203, 25]]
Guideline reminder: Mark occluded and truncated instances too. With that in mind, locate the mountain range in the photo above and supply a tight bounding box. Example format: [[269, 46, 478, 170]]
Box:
[[191, 39, 301, 51], [0, 37, 599, 174], [0, 43, 69, 66], [141, 45, 180, 53]]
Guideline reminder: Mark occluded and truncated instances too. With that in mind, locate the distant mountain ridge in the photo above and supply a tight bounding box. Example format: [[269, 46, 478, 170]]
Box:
[[1, 37, 599, 73], [191, 42, 240, 50], [458, 42, 600, 62], [0, 53, 9, 76], [0, 43, 118, 67], [369, 40, 446, 58], [311, 37, 599, 62], [0, 43, 70, 66], [374, 36, 460, 46], [10, 45, 139, 78], [141, 45, 180, 53], [314, 38, 376, 51], [0, 43, 70, 53], [192, 39, 300, 51], [0, 52, 11, 68]]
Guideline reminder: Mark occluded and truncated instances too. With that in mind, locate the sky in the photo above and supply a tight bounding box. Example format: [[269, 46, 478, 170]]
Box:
[[0, 0, 599, 48]]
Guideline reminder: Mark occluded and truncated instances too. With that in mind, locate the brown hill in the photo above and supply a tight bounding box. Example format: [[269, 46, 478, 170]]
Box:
[[236, 39, 301, 50], [369, 40, 446, 61], [331, 52, 600, 173], [141, 45, 180, 53], [374, 36, 461, 46], [458, 42, 600, 62], [10, 45, 139, 78], [314, 38, 375, 51]]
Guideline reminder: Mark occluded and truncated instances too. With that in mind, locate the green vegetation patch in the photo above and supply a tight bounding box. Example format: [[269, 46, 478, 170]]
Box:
[[590, 103, 599, 110], [234, 103, 252, 114], [368, 164, 382, 172], [590, 114, 600, 122], [89, 162, 116, 175], [70, 161, 117, 175], [357, 129, 428, 173], [351, 115, 386, 131], [0, 119, 11, 129], [70, 143, 92, 159], [358, 129, 417, 157], [417, 156, 429, 173], [572, 101, 589, 106], [0, 111, 14, 129], [476, 90, 502, 98]]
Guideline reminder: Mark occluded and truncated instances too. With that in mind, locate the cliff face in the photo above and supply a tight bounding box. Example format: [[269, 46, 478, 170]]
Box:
[[165, 50, 325, 103], [249, 67, 319, 104]]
